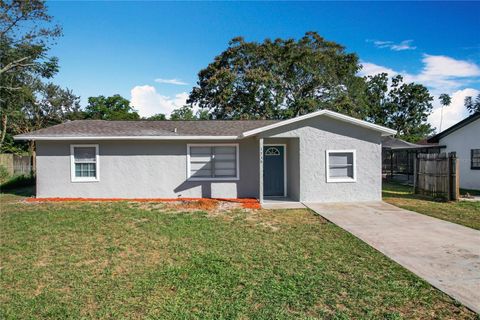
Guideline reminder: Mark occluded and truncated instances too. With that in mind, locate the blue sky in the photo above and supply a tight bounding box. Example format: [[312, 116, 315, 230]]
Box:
[[47, 1, 480, 130]]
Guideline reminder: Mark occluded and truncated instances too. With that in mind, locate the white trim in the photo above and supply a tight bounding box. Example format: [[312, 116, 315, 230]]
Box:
[[186, 143, 240, 181], [16, 135, 238, 141], [70, 144, 100, 183], [263, 144, 287, 197], [325, 149, 356, 183], [241, 110, 397, 137], [258, 138, 264, 204]]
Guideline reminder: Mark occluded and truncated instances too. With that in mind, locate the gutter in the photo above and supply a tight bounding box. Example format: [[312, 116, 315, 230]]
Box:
[[14, 135, 241, 141]]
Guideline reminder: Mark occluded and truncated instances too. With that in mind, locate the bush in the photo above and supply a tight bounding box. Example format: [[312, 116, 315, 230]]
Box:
[[0, 165, 10, 184], [0, 174, 35, 190]]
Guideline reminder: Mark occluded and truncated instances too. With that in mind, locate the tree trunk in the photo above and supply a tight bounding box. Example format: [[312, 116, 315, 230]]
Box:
[[0, 113, 7, 150], [29, 140, 36, 176]]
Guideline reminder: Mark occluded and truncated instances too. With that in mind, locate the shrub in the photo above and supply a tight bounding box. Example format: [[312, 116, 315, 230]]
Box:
[[0, 174, 35, 190], [0, 165, 10, 184]]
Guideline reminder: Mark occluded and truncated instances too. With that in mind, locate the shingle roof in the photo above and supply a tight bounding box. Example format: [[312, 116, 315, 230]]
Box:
[[14, 119, 280, 138], [14, 110, 397, 141]]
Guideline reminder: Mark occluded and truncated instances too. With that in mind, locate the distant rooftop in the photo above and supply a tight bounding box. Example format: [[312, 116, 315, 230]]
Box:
[[382, 136, 443, 150]]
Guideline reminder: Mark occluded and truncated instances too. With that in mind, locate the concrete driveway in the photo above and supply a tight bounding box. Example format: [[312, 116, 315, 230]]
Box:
[[304, 201, 480, 313]]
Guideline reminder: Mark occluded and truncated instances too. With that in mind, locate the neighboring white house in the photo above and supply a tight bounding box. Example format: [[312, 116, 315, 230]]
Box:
[[428, 112, 480, 190], [14, 110, 396, 203]]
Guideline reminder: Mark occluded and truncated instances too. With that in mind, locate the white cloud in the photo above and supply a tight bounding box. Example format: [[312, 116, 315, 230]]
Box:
[[154, 78, 188, 85], [360, 55, 480, 132], [130, 85, 188, 117], [371, 39, 416, 51], [421, 54, 480, 78], [360, 62, 398, 78], [412, 54, 480, 93], [428, 88, 479, 132], [360, 55, 480, 93]]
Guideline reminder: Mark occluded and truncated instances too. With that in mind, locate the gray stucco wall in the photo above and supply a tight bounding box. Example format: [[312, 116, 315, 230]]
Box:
[[259, 116, 383, 202], [439, 118, 480, 190], [36, 139, 259, 198]]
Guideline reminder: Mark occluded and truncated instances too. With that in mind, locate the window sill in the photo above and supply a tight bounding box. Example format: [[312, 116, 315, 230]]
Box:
[[187, 177, 240, 182], [71, 178, 100, 183], [326, 178, 357, 183]]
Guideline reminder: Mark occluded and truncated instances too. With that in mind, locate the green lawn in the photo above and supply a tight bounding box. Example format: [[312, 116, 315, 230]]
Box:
[[0, 190, 476, 319], [383, 182, 480, 230]]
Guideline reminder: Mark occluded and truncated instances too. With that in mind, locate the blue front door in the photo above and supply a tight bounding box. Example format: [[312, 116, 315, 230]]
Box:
[[263, 145, 285, 196]]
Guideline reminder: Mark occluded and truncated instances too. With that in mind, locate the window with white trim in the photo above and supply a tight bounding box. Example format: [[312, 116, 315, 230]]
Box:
[[326, 150, 356, 182], [71, 145, 99, 182], [188, 144, 239, 180]]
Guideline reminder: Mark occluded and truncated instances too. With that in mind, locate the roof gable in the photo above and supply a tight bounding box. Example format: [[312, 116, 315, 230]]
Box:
[[241, 110, 396, 137]]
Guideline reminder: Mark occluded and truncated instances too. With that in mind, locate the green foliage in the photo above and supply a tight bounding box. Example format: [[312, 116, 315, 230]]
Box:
[[170, 106, 195, 120], [196, 109, 210, 120], [464, 94, 480, 114], [437, 94, 451, 132], [0, 165, 10, 184], [188, 32, 366, 120], [1, 81, 81, 153], [439, 93, 451, 107], [0, 174, 34, 190], [84, 95, 140, 120], [0, 0, 70, 153], [364, 74, 434, 142], [146, 113, 166, 120]]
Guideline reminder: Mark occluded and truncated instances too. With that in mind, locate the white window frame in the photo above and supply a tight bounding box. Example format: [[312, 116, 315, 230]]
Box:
[[70, 144, 100, 182], [186, 143, 240, 181], [326, 149, 356, 183]]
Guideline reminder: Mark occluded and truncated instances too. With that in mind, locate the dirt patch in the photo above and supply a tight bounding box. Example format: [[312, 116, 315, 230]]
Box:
[[171, 199, 218, 211], [26, 197, 261, 210]]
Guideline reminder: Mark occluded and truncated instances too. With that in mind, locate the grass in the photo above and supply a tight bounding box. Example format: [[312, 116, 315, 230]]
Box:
[[1, 190, 476, 319], [383, 181, 480, 230]]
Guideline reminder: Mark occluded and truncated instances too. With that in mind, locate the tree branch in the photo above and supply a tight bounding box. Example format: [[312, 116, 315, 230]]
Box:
[[0, 56, 34, 74]]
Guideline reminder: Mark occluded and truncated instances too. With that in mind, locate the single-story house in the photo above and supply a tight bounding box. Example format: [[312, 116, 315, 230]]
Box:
[[428, 112, 480, 190], [14, 110, 396, 203]]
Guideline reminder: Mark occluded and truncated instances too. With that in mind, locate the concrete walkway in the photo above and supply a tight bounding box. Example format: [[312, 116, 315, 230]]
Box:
[[304, 201, 480, 313]]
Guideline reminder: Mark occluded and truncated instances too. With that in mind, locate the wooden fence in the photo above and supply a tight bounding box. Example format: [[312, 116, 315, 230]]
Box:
[[0, 154, 33, 176], [414, 152, 459, 201]]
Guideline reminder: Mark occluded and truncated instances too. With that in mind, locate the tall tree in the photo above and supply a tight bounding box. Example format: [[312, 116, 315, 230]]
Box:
[[464, 94, 480, 114], [438, 93, 451, 132], [170, 106, 195, 120], [196, 109, 210, 120], [7, 82, 81, 153], [363, 73, 389, 125], [84, 95, 140, 120], [187, 32, 366, 120], [0, 0, 62, 149], [364, 74, 434, 142], [146, 113, 166, 120]]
